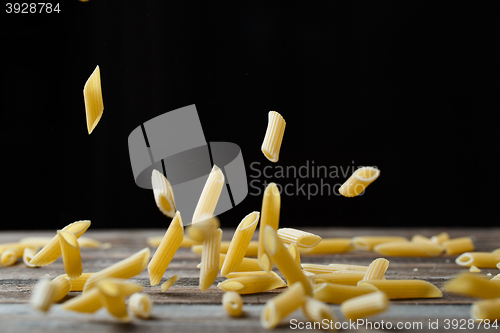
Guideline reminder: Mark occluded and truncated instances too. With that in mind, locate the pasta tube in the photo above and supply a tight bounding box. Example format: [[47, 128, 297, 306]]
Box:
[[288, 242, 301, 267], [277, 228, 322, 248], [338, 166, 380, 197], [58, 230, 83, 280], [30, 220, 91, 267], [148, 211, 184, 286], [129, 293, 153, 319], [83, 247, 150, 291], [313, 282, 378, 304], [302, 263, 368, 275], [258, 183, 281, 272], [191, 165, 225, 224], [312, 271, 366, 286], [221, 211, 260, 276], [98, 289, 129, 322], [225, 271, 276, 279], [77, 237, 102, 248], [23, 248, 39, 268], [217, 272, 286, 294], [200, 228, 222, 292], [261, 111, 286, 163], [351, 236, 408, 251], [0, 243, 37, 257], [374, 241, 443, 257], [161, 275, 178, 292], [1, 248, 18, 266], [301, 296, 336, 327], [221, 240, 258, 257], [151, 169, 176, 218], [222, 291, 243, 317], [362, 258, 389, 281], [61, 288, 102, 313], [340, 291, 389, 320], [83, 65, 104, 134], [471, 298, 500, 321], [18, 237, 52, 248], [358, 280, 443, 299], [444, 272, 500, 299], [299, 238, 354, 255], [261, 282, 305, 329], [30, 276, 55, 312], [491, 274, 500, 281], [411, 235, 434, 244], [51, 275, 72, 302], [442, 237, 475, 255], [59, 273, 93, 291], [263, 226, 312, 296], [430, 232, 450, 245], [186, 215, 220, 242], [456, 252, 500, 268]]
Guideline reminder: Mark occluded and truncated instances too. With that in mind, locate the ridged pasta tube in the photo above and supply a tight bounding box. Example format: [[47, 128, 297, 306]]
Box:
[[277, 228, 322, 248], [200, 228, 222, 292], [340, 291, 389, 320], [191, 165, 225, 225], [129, 293, 153, 319], [58, 230, 83, 280], [261, 282, 305, 329], [456, 252, 500, 268], [151, 169, 176, 218], [339, 166, 380, 197], [258, 183, 281, 272], [261, 111, 286, 162], [358, 280, 443, 299], [222, 291, 243, 317]]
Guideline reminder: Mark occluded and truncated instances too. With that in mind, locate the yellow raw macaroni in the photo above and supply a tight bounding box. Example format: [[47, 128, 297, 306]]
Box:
[[444, 272, 500, 299], [258, 183, 281, 272], [161, 275, 178, 292], [59, 272, 93, 291], [430, 232, 450, 245], [312, 271, 366, 286], [191, 165, 225, 224], [152, 169, 176, 218], [83, 65, 104, 134], [455, 252, 500, 268], [338, 166, 380, 197], [299, 238, 354, 255], [363, 258, 389, 281], [373, 241, 443, 257], [129, 293, 153, 319], [147, 235, 201, 248], [302, 263, 368, 275], [1, 248, 18, 266], [51, 275, 72, 302], [261, 282, 305, 329], [58, 230, 83, 280], [277, 228, 322, 248], [200, 228, 222, 292], [23, 247, 39, 268], [358, 280, 443, 299], [61, 287, 102, 313], [442, 237, 475, 255], [313, 282, 378, 304], [186, 215, 220, 243], [471, 298, 500, 321], [222, 291, 243, 317], [301, 296, 336, 327], [351, 236, 408, 251], [30, 276, 56, 312], [261, 111, 286, 163], [217, 272, 286, 294], [288, 242, 301, 267], [411, 235, 434, 244], [340, 291, 389, 320], [77, 237, 102, 248]]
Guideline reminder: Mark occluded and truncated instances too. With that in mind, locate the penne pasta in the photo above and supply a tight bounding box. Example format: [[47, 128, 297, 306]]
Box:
[[77, 237, 102, 248], [338, 166, 380, 197], [19, 237, 52, 248], [288, 243, 301, 267], [217, 272, 286, 294], [430, 232, 450, 245], [411, 235, 434, 244], [98, 288, 129, 322], [301, 296, 336, 327], [148, 211, 184, 286], [59, 273, 93, 291], [313, 282, 378, 304], [258, 183, 281, 272], [222, 291, 244, 317], [362, 258, 389, 281], [129, 293, 153, 319], [261, 282, 305, 330], [301, 263, 368, 275], [277, 228, 322, 249], [340, 291, 389, 320], [148, 235, 202, 248], [30, 276, 56, 312], [1, 248, 18, 266], [471, 298, 500, 321], [61, 287, 102, 313], [83, 247, 150, 292], [200, 228, 222, 292], [58, 230, 83, 280], [374, 241, 443, 257], [455, 252, 500, 268], [30, 220, 91, 267], [186, 215, 220, 243], [299, 238, 354, 255], [151, 169, 176, 218], [313, 271, 366, 286], [351, 236, 408, 251], [261, 111, 286, 163], [191, 165, 225, 225], [264, 226, 312, 296], [161, 275, 178, 292], [83, 65, 104, 134], [23, 247, 39, 268], [225, 271, 276, 279], [221, 211, 260, 276], [358, 280, 443, 299], [442, 237, 475, 255], [444, 272, 500, 299], [51, 275, 72, 302]]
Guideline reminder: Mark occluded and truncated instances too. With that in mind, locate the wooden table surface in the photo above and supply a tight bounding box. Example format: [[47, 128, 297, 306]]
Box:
[[0, 227, 499, 332]]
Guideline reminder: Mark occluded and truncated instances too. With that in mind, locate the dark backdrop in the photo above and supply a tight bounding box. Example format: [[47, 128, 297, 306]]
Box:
[[2, 1, 499, 230]]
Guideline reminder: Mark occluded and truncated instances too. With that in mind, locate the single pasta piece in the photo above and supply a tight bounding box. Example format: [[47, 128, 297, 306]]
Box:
[[301, 296, 336, 327], [19, 237, 52, 248], [258, 183, 281, 272], [151, 169, 176, 218], [23, 248, 39, 268], [299, 238, 354, 255], [58, 230, 83, 280], [220, 240, 259, 257], [362, 258, 389, 281], [469, 265, 481, 273], [338, 167, 380, 197], [430, 232, 450, 245], [83, 65, 104, 134], [1, 243, 37, 257], [442, 237, 475, 255], [340, 291, 389, 320], [30, 276, 56, 312], [51, 275, 72, 302], [261, 111, 286, 163], [191, 165, 225, 224], [98, 281, 129, 322], [263, 225, 312, 296], [148, 211, 184, 286], [161, 275, 178, 292], [411, 235, 434, 244], [222, 291, 243, 317], [60, 273, 93, 291], [373, 241, 443, 257], [471, 298, 500, 321], [312, 271, 366, 286], [302, 263, 368, 275], [186, 215, 220, 243], [61, 287, 102, 313], [313, 282, 378, 304], [217, 272, 286, 294], [358, 280, 443, 299], [83, 247, 150, 291], [77, 237, 102, 248], [455, 252, 500, 268], [288, 243, 301, 267], [200, 228, 223, 292], [221, 212, 260, 276], [30, 221, 91, 267], [351, 236, 408, 251], [277, 228, 322, 249], [1, 248, 18, 266], [129, 293, 153, 319], [443, 272, 500, 299], [261, 282, 305, 330]]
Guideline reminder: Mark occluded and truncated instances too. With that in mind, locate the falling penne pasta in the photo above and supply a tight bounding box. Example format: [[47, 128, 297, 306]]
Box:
[[362, 258, 389, 281], [351, 236, 408, 251], [77, 237, 102, 248], [23, 248, 39, 268], [219, 254, 263, 272], [222, 291, 243, 317], [186, 215, 220, 242], [277, 228, 322, 249], [340, 291, 389, 320], [200, 228, 222, 292], [1, 248, 18, 266], [261, 111, 286, 163], [161, 275, 178, 292], [258, 183, 281, 272], [30, 276, 56, 313], [455, 252, 500, 268], [358, 279, 443, 299], [288, 242, 301, 267], [373, 241, 443, 257], [129, 293, 153, 319], [98, 285, 129, 322], [261, 282, 305, 329], [58, 230, 83, 280], [191, 165, 225, 225], [217, 272, 286, 294], [338, 166, 380, 197], [61, 287, 103, 313], [471, 298, 500, 321], [444, 272, 500, 299], [83, 65, 104, 134], [442, 237, 475, 255], [148, 211, 184, 286], [313, 282, 378, 304], [312, 271, 366, 286], [301, 296, 336, 326], [59, 273, 93, 291], [151, 169, 176, 218], [51, 275, 72, 302], [221, 211, 260, 276], [430, 232, 450, 245], [301, 263, 368, 275], [299, 238, 354, 255]]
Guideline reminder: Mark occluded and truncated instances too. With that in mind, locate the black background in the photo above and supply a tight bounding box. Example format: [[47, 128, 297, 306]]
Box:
[[2, 1, 499, 230]]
